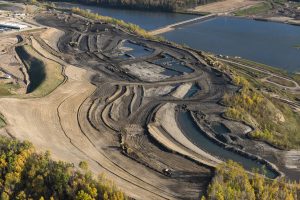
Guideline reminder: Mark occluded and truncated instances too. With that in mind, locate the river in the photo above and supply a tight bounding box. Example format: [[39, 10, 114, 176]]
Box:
[[54, 2, 197, 30], [56, 2, 300, 73]]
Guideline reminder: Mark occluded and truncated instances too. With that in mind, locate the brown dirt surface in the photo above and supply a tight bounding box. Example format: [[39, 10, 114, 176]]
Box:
[[190, 0, 261, 14]]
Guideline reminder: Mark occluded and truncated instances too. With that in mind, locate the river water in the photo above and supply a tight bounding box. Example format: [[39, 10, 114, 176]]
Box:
[[54, 2, 197, 30], [56, 2, 300, 72], [163, 17, 300, 73]]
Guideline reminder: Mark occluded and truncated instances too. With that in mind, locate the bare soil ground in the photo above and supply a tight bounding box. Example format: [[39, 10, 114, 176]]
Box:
[[1, 9, 298, 200], [40, 28, 65, 52], [189, 0, 261, 14]]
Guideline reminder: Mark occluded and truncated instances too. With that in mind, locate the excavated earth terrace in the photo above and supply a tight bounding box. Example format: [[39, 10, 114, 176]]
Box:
[[7, 12, 290, 199]]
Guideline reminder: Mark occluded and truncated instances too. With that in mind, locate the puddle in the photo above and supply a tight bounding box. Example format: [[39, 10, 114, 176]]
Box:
[[119, 40, 153, 59], [184, 84, 200, 98], [154, 54, 194, 74], [211, 122, 230, 135]]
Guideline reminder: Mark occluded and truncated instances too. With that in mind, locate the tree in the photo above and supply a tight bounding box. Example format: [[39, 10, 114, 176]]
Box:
[[75, 190, 94, 200], [79, 161, 89, 171]]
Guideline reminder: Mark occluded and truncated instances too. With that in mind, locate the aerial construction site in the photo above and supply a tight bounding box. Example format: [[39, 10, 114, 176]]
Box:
[[1, 2, 300, 200]]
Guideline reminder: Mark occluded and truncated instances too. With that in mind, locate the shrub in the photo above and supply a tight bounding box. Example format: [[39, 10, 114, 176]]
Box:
[[205, 161, 299, 200]]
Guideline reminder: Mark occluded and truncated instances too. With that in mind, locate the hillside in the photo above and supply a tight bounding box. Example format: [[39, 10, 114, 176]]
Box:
[[42, 0, 218, 11], [0, 136, 125, 200]]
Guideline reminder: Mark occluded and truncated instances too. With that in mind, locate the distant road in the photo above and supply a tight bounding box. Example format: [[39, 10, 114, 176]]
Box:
[[218, 57, 300, 91]]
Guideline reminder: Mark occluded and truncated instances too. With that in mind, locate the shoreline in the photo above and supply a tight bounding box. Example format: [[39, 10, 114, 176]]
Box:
[[188, 111, 283, 179], [54, 1, 300, 27]]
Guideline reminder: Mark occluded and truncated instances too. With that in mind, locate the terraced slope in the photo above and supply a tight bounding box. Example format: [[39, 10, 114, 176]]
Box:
[[0, 12, 288, 199]]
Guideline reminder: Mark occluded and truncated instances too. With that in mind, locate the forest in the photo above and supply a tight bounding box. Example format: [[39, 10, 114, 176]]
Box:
[[0, 136, 126, 200], [36, 0, 218, 11], [1, 133, 297, 200], [204, 161, 299, 200]]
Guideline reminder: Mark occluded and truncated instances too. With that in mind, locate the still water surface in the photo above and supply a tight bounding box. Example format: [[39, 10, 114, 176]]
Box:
[[55, 2, 197, 30], [56, 3, 300, 72], [163, 17, 300, 72]]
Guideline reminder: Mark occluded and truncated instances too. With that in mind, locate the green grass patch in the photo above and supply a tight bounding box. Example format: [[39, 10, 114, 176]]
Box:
[[235, 2, 272, 16], [292, 73, 300, 85], [231, 58, 288, 76], [293, 45, 300, 49], [266, 76, 296, 87], [226, 62, 269, 79], [0, 82, 20, 96], [0, 3, 11, 8]]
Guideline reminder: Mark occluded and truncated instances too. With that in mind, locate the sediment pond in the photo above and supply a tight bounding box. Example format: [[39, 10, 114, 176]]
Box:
[[177, 111, 278, 179], [184, 84, 200, 98], [211, 122, 230, 135], [15, 46, 45, 93], [119, 41, 153, 58], [153, 54, 194, 74]]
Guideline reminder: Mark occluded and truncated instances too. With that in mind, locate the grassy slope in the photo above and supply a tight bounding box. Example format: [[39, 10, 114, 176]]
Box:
[[234, 2, 272, 16], [231, 85, 300, 149], [204, 55, 300, 149], [266, 76, 296, 87], [21, 45, 64, 97], [224, 73, 300, 149], [0, 83, 20, 96], [231, 58, 289, 76]]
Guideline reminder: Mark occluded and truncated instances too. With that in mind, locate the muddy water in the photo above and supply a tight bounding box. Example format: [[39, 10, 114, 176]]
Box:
[[184, 84, 200, 98], [119, 41, 154, 59], [177, 111, 278, 179], [149, 53, 194, 76], [211, 122, 230, 135]]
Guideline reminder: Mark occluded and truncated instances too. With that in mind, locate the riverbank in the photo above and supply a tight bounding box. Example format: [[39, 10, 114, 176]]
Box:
[[241, 15, 300, 27]]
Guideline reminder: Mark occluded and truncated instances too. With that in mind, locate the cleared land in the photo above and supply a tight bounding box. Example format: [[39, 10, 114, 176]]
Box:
[[0, 7, 300, 200], [189, 0, 261, 14], [266, 76, 296, 88]]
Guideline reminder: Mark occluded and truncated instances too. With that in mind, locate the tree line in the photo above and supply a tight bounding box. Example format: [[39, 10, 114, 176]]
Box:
[[203, 160, 299, 200], [36, 0, 218, 11], [0, 136, 126, 200]]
